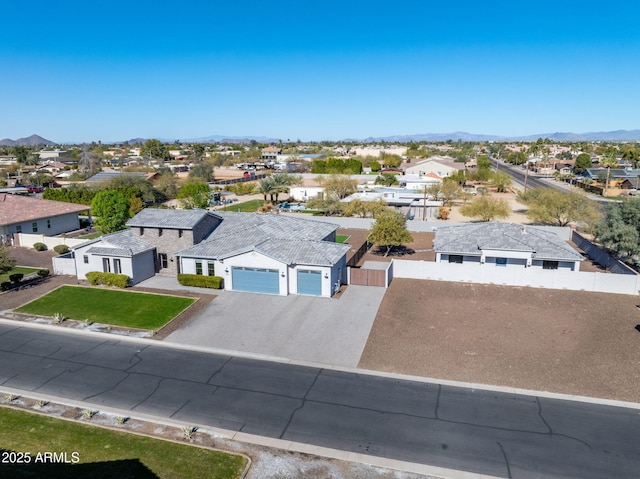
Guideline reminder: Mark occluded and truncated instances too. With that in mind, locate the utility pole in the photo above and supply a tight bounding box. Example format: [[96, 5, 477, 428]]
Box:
[[422, 186, 427, 221], [524, 163, 529, 194]]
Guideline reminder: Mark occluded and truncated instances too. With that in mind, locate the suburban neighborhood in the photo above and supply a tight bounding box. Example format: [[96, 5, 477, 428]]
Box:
[[3, 2, 640, 476], [1, 133, 640, 478]]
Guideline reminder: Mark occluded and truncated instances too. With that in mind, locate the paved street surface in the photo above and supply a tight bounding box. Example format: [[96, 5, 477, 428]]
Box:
[[1, 323, 638, 479]]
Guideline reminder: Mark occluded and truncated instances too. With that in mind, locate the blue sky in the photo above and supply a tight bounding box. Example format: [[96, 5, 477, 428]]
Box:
[[2, 1, 640, 143]]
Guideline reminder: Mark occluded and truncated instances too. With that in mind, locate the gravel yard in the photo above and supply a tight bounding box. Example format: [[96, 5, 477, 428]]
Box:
[[359, 278, 640, 403]]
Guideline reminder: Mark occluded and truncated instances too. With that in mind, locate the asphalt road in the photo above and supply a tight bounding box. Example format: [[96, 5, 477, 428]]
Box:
[[1, 323, 639, 479]]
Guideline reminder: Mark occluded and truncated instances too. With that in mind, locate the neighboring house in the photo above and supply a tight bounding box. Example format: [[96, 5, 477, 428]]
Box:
[[398, 173, 442, 190], [261, 146, 282, 159], [0, 193, 88, 240], [38, 150, 67, 160], [583, 168, 640, 182], [85, 171, 154, 184], [554, 161, 574, 176], [275, 153, 326, 164], [434, 222, 584, 271], [289, 186, 325, 201], [71, 209, 350, 297], [403, 157, 463, 178]]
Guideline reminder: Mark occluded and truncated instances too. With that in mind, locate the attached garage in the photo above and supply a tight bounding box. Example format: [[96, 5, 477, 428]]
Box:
[[232, 267, 280, 294], [297, 269, 322, 296]]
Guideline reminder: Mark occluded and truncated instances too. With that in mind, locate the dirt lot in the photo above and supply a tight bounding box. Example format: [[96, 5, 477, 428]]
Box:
[[359, 278, 640, 403]]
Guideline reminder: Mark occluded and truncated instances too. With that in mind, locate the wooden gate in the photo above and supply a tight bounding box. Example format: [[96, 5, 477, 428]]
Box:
[[350, 268, 387, 287]]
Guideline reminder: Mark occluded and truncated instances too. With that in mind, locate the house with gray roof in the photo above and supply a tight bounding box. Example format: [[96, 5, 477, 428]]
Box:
[[176, 212, 350, 296], [71, 209, 350, 297], [434, 222, 584, 271]]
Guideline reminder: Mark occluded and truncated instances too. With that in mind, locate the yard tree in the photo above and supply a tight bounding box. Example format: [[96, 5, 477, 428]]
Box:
[[321, 175, 357, 199], [595, 198, 640, 259], [188, 161, 215, 182], [141, 139, 170, 162], [154, 170, 179, 199], [11, 146, 30, 164], [459, 196, 511, 221], [177, 181, 210, 209], [91, 190, 130, 234], [518, 188, 601, 227], [0, 246, 16, 275], [306, 195, 344, 216], [489, 171, 512, 193], [574, 153, 592, 174], [343, 199, 388, 218], [440, 178, 462, 206], [255, 177, 276, 202], [367, 210, 414, 257], [621, 145, 640, 168], [271, 172, 302, 202], [374, 172, 398, 186]]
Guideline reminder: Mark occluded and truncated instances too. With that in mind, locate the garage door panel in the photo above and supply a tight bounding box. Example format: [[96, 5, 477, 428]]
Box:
[[232, 267, 280, 294], [297, 269, 322, 296]]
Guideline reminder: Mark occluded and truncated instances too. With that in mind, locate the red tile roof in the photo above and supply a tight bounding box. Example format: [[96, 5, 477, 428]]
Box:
[[0, 194, 88, 226]]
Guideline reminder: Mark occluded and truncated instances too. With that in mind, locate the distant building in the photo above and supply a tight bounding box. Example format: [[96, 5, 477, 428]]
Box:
[[403, 157, 463, 178], [261, 146, 282, 160]]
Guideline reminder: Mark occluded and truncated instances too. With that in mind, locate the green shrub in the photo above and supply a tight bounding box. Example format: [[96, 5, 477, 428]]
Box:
[[53, 244, 70, 254], [33, 242, 47, 251], [1, 282, 12, 291], [37, 269, 50, 277], [177, 274, 224, 289], [9, 273, 24, 284], [86, 271, 130, 288]]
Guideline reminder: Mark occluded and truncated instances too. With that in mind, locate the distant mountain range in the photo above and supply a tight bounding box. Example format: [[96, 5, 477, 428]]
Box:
[[360, 130, 640, 142], [0, 134, 56, 147], [3, 130, 640, 146]]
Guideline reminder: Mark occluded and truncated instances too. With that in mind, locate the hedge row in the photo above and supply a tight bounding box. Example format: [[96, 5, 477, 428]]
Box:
[[1, 269, 49, 291], [177, 274, 224, 289], [86, 271, 130, 288]]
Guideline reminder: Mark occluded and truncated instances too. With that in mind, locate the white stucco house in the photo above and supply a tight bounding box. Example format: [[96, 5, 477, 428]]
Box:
[[434, 222, 584, 271], [71, 209, 350, 297], [289, 186, 325, 202], [403, 157, 464, 178]]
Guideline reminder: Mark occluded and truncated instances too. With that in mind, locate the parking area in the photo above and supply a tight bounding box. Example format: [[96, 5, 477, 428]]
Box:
[[140, 276, 387, 367]]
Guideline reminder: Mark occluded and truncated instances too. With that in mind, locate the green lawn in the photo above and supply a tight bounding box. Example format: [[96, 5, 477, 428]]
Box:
[[0, 407, 246, 479], [335, 235, 350, 244], [15, 286, 195, 330], [78, 231, 103, 239], [227, 199, 264, 212], [0, 266, 40, 284]]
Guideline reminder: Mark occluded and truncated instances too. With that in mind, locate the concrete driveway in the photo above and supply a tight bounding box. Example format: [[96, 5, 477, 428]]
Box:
[[140, 277, 386, 367]]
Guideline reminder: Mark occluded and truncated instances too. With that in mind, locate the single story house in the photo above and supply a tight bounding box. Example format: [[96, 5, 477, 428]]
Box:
[[0, 193, 88, 243], [434, 222, 584, 271], [289, 186, 325, 201], [403, 157, 463, 178], [71, 209, 350, 297]]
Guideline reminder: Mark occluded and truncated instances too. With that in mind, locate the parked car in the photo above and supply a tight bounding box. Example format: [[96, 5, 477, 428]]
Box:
[[26, 185, 44, 193]]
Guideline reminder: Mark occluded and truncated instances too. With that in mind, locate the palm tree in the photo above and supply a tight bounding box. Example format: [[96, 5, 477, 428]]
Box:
[[601, 154, 618, 195], [254, 178, 276, 203]]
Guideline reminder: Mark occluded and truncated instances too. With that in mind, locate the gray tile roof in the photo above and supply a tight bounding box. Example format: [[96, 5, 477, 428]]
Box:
[[73, 230, 155, 257], [176, 212, 348, 266], [127, 209, 220, 229], [434, 222, 584, 262], [85, 172, 148, 183]]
